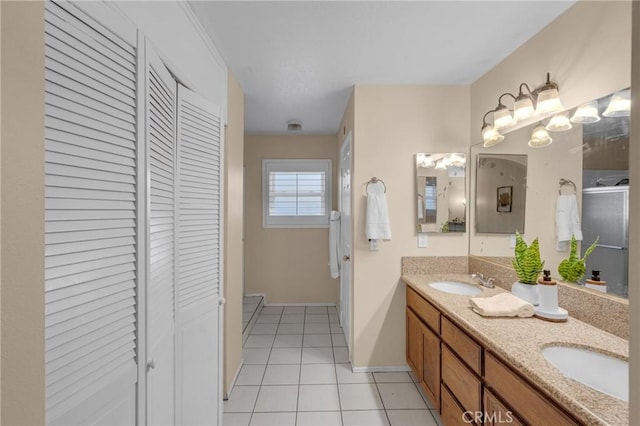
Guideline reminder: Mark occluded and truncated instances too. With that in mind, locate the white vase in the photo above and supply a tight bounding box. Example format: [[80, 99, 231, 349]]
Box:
[[511, 282, 539, 306]]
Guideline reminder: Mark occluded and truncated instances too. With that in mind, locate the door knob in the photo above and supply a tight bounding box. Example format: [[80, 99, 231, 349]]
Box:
[[343, 255, 350, 262], [147, 359, 156, 371]]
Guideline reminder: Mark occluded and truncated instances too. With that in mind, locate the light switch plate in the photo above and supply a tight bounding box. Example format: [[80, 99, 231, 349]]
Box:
[[418, 233, 428, 248]]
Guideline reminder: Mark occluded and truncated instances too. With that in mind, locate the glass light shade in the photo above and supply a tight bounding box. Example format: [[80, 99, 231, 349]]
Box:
[[434, 160, 446, 170], [493, 106, 516, 130], [482, 124, 504, 148], [603, 89, 631, 117], [514, 95, 535, 121], [535, 88, 563, 114], [570, 101, 600, 123], [417, 154, 434, 168], [528, 124, 553, 148], [546, 114, 572, 132]]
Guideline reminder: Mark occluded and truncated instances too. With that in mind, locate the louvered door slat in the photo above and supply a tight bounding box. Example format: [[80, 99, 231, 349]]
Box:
[[45, 308, 134, 351], [177, 86, 222, 311], [45, 272, 135, 304], [144, 44, 178, 426], [45, 3, 135, 66], [44, 2, 137, 423]]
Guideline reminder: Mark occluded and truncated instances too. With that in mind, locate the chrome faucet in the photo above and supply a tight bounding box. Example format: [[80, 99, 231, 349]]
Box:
[[471, 272, 496, 288]]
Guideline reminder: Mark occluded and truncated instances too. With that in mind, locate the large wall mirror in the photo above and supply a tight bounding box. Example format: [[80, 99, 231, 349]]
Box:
[[470, 90, 630, 299], [415, 153, 466, 233]]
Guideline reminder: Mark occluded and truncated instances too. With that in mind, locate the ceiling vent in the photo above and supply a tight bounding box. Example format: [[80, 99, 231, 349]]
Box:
[[287, 120, 302, 133]]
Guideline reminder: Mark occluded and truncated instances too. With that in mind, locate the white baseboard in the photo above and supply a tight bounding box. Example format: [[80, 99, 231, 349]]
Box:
[[351, 365, 411, 373], [265, 302, 337, 307], [224, 357, 244, 400], [244, 293, 267, 302]]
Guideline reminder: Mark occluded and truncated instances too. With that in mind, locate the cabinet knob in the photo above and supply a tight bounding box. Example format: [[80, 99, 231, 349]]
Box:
[[147, 359, 156, 371], [343, 255, 350, 262]]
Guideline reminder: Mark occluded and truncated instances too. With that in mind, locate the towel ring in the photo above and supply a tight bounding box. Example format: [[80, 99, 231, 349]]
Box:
[[558, 178, 576, 195], [366, 177, 386, 193]]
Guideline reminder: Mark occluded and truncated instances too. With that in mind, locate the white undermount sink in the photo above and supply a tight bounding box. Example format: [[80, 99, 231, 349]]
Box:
[[429, 281, 483, 296], [542, 346, 628, 401]]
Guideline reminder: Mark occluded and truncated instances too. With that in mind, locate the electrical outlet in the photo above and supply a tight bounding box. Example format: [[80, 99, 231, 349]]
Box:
[[510, 234, 516, 248], [418, 233, 428, 248]]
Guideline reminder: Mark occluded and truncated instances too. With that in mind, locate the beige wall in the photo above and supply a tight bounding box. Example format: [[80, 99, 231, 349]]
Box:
[[350, 85, 470, 367], [629, 1, 639, 420], [469, 1, 632, 254], [223, 73, 244, 396], [0, 2, 46, 424], [244, 134, 340, 304]]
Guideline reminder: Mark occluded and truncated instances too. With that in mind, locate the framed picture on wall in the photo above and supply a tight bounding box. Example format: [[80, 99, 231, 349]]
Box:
[[497, 186, 513, 213]]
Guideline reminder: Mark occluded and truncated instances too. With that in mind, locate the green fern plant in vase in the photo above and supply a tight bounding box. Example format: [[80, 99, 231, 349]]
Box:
[[511, 232, 544, 305], [558, 235, 599, 282]]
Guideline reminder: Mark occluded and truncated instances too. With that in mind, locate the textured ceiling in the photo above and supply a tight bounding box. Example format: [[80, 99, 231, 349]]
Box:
[[190, 1, 576, 134]]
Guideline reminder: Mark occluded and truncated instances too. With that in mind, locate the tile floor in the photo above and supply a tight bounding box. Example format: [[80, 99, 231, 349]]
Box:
[[224, 305, 443, 426]]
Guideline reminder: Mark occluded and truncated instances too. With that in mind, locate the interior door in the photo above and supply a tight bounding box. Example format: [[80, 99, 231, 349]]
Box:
[[339, 133, 353, 356], [176, 84, 224, 425], [145, 42, 177, 425], [44, 2, 138, 424]]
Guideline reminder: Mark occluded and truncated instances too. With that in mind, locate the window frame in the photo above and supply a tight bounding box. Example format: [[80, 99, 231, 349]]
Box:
[[262, 159, 332, 228]]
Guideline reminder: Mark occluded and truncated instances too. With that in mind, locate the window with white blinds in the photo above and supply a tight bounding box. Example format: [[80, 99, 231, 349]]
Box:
[[262, 159, 332, 228], [44, 1, 138, 423]]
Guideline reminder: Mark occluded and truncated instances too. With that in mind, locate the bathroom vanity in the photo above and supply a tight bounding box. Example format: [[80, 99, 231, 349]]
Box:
[[403, 274, 628, 426]]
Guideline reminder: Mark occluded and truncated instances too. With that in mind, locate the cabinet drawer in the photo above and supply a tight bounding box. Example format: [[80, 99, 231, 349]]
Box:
[[440, 385, 473, 426], [441, 316, 482, 375], [485, 352, 579, 426], [407, 287, 440, 333], [441, 345, 482, 413], [483, 389, 524, 426]]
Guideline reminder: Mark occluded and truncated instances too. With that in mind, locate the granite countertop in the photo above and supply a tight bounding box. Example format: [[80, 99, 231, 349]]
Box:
[[402, 273, 629, 426]]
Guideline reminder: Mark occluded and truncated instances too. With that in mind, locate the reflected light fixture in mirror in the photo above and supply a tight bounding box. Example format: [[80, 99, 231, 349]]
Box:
[[480, 72, 563, 147], [528, 124, 553, 148], [546, 113, 572, 132], [603, 88, 631, 117], [571, 100, 601, 123]]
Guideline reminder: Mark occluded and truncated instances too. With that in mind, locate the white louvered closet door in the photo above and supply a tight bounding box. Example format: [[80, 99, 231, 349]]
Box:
[[176, 85, 224, 425], [44, 1, 138, 425], [145, 43, 177, 425]]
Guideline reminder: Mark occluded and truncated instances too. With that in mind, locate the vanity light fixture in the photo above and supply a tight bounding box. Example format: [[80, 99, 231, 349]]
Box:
[[570, 101, 601, 123], [528, 124, 553, 148], [603, 88, 631, 117], [434, 160, 447, 170], [534, 74, 563, 114], [481, 72, 563, 148]]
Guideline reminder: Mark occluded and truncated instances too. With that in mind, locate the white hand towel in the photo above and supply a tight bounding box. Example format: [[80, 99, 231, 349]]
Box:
[[365, 181, 392, 240], [469, 292, 535, 318], [556, 194, 582, 250], [329, 211, 341, 279]]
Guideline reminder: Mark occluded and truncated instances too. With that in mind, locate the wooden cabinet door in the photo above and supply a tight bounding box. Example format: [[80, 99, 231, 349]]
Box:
[[483, 389, 523, 426], [421, 321, 440, 410], [406, 308, 423, 379]]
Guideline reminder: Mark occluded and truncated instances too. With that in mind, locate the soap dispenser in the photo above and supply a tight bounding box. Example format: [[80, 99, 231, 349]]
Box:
[[585, 270, 607, 293], [534, 270, 568, 322]]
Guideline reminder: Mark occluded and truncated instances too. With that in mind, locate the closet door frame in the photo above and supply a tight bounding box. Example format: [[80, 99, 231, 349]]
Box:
[[135, 31, 148, 426]]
